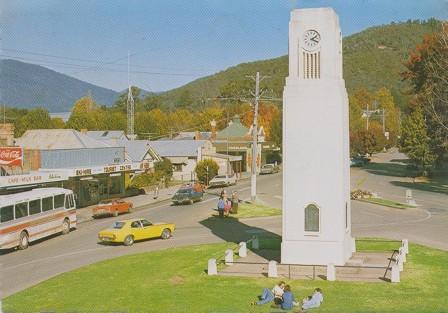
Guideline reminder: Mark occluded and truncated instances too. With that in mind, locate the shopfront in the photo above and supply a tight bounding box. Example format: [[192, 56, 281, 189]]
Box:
[[63, 162, 148, 207]]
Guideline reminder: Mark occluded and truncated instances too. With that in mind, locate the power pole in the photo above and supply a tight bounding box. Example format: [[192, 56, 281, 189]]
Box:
[[247, 72, 268, 202], [127, 51, 135, 140]]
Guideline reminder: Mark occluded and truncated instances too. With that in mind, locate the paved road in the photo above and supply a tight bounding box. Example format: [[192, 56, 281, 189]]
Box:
[[0, 174, 282, 298], [351, 149, 448, 250], [1, 152, 447, 297]]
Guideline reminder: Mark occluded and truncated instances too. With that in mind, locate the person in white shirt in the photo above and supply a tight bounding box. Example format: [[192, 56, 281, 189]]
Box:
[[251, 281, 286, 305]]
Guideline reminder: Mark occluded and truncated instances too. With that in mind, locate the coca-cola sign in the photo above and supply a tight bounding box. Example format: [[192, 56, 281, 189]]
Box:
[[0, 147, 23, 166]]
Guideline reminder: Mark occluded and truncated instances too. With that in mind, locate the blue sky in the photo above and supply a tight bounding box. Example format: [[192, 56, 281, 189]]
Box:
[[2, 0, 447, 92]]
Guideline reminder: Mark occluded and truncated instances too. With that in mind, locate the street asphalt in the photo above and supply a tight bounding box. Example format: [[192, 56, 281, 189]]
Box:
[[1, 150, 447, 297]]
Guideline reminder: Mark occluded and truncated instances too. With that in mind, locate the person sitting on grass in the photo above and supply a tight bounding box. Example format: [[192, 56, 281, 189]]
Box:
[[272, 284, 299, 310], [250, 281, 285, 306], [301, 288, 324, 310]]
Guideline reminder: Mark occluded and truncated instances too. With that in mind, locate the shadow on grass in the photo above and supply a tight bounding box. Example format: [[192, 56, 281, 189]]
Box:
[[364, 162, 418, 178], [200, 215, 281, 262], [391, 180, 448, 195]]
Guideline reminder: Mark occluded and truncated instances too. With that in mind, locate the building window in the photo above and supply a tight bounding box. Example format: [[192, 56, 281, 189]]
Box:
[[172, 164, 183, 172], [304, 204, 320, 233]]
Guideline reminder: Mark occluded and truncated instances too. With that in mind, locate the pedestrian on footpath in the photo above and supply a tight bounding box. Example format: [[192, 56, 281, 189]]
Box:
[[153, 185, 159, 199], [217, 196, 225, 218]]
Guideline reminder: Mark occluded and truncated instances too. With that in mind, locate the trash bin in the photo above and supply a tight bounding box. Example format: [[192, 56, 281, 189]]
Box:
[[231, 191, 238, 214]]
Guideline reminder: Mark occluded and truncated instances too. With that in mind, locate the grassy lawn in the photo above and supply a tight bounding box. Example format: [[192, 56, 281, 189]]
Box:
[[230, 202, 282, 219], [4, 240, 448, 312], [358, 197, 415, 209]]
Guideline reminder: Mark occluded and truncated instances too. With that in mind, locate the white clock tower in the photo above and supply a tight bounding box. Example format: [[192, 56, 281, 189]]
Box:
[[281, 8, 355, 265]]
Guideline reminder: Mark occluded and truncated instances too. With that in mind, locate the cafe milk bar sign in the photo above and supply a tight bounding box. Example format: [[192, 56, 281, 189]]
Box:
[[0, 147, 23, 166]]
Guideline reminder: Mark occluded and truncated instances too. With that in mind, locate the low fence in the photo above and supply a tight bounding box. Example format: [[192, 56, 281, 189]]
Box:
[[208, 238, 409, 283]]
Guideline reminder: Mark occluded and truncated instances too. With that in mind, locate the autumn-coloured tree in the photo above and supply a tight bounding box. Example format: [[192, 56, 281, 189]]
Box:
[[242, 102, 280, 140], [51, 117, 65, 129], [403, 25, 448, 163], [169, 109, 195, 132], [374, 87, 401, 145]]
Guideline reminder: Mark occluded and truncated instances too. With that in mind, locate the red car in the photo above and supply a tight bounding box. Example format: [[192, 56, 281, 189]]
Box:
[[92, 199, 133, 218]]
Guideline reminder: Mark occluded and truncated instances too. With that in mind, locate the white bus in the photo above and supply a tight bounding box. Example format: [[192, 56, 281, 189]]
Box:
[[0, 188, 77, 250]]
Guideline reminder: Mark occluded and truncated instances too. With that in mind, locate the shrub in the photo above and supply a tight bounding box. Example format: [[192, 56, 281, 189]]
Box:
[[195, 159, 219, 184]]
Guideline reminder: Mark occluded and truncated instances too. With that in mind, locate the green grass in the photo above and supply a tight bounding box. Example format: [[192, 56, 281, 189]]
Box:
[[359, 197, 415, 209], [231, 202, 282, 219], [4, 240, 448, 312]]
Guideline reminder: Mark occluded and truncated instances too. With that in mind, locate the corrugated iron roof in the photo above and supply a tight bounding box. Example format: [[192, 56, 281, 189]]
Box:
[[149, 140, 209, 157], [16, 129, 112, 150], [86, 130, 128, 141]]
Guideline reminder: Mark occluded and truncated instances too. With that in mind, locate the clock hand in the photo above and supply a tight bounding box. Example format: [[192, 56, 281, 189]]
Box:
[[311, 36, 319, 43]]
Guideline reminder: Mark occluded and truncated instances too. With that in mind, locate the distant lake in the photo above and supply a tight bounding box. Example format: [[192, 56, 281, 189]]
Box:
[[50, 112, 70, 122]]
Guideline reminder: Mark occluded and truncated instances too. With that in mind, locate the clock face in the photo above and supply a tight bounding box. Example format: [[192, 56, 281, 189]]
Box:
[[303, 29, 321, 51]]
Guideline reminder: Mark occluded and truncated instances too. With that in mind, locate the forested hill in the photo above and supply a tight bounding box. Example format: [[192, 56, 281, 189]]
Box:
[[155, 19, 442, 109], [0, 59, 118, 112]]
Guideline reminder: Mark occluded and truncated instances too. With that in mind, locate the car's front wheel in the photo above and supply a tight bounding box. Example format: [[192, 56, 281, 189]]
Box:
[[124, 235, 134, 246], [161, 228, 171, 239]]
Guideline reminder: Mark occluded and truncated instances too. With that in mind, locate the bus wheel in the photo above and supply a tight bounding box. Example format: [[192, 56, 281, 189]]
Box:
[[124, 235, 134, 246], [62, 219, 70, 235], [18, 231, 29, 250]]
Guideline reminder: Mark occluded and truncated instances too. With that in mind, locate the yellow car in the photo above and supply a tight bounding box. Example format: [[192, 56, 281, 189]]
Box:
[[98, 218, 175, 246]]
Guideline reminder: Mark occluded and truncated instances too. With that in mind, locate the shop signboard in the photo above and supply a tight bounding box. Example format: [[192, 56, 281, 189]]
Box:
[[0, 147, 23, 166], [0, 171, 68, 188], [70, 162, 149, 177]]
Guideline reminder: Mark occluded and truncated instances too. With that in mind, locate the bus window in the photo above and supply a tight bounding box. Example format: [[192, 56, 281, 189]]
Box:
[[65, 194, 70, 209], [15, 202, 28, 219], [54, 194, 65, 209], [69, 194, 75, 208], [42, 197, 53, 212], [0, 205, 14, 223], [29, 199, 42, 215]]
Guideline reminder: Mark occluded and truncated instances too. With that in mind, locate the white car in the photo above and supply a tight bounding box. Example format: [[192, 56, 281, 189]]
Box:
[[209, 174, 237, 187]]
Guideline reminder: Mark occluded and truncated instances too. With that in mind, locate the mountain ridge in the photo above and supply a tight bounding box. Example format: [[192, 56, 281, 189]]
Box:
[[0, 59, 119, 112]]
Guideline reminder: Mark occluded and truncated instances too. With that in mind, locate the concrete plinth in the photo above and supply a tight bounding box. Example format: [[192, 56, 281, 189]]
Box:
[[326, 263, 336, 281], [208, 259, 217, 275], [225, 249, 234, 265], [239, 242, 247, 258], [268, 260, 278, 278]]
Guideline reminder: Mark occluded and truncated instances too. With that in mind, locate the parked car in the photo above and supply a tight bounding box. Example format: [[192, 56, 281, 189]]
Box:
[[260, 163, 280, 175], [92, 199, 133, 218], [208, 174, 237, 187], [350, 156, 370, 167], [172, 184, 204, 205], [98, 218, 175, 246]]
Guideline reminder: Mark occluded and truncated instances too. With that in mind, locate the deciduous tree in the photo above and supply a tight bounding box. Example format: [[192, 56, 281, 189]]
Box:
[[399, 107, 435, 173]]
